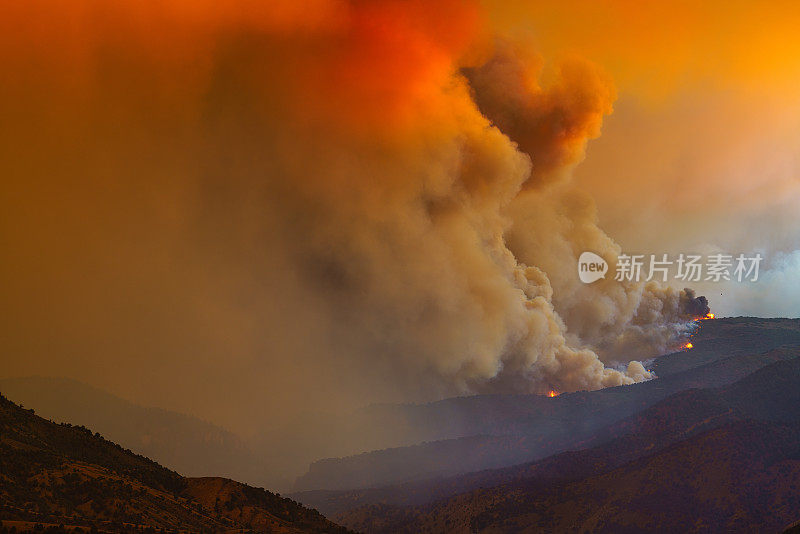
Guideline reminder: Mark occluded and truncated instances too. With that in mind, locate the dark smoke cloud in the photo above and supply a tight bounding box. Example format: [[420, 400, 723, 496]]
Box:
[[680, 288, 711, 318]]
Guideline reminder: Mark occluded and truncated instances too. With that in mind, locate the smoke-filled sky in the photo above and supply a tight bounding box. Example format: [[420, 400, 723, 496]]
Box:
[[1, 0, 799, 436]]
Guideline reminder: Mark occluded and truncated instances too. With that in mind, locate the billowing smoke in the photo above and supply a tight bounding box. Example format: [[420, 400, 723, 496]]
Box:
[[0, 0, 708, 437], [461, 43, 707, 368], [463, 41, 614, 187], [680, 288, 711, 318]]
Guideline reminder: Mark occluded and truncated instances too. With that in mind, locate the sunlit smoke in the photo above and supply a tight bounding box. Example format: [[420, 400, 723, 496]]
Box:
[[0, 0, 712, 431]]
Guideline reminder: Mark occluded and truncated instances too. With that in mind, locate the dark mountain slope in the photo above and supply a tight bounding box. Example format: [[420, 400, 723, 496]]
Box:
[[650, 317, 800, 377], [0, 377, 264, 484], [253, 318, 800, 493], [337, 420, 800, 533], [0, 391, 350, 533], [295, 318, 800, 490], [301, 354, 800, 519]]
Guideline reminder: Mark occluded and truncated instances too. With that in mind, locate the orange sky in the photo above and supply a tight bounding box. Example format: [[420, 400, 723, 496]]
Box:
[[482, 1, 800, 304]]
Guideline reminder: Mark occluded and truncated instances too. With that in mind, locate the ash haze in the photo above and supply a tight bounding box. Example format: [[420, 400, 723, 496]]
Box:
[[1, 0, 799, 486]]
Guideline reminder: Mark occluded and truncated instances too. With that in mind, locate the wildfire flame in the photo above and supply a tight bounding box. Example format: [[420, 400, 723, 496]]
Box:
[[683, 342, 693, 350], [548, 390, 559, 397], [706, 313, 715, 319]]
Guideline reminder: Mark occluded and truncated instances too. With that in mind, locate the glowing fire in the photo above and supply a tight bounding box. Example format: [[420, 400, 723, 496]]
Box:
[[548, 390, 559, 398], [683, 342, 693, 350], [706, 313, 715, 319]]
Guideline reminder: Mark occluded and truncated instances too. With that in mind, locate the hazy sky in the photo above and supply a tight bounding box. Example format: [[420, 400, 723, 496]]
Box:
[[1, 1, 799, 436]]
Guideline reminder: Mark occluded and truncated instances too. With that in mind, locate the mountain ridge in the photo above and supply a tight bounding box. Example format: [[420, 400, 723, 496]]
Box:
[[328, 355, 800, 532], [294, 318, 800, 491], [295, 344, 800, 521], [0, 390, 351, 533]]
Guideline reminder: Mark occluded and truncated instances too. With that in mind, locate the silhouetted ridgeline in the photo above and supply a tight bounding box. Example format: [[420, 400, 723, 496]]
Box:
[[0, 392, 351, 533], [294, 318, 800, 491], [305, 354, 800, 533]]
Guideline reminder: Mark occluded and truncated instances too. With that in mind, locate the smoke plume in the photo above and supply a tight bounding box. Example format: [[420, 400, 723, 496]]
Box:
[[680, 289, 711, 318], [0, 0, 708, 436]]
